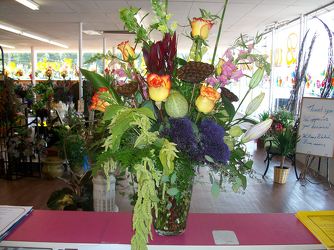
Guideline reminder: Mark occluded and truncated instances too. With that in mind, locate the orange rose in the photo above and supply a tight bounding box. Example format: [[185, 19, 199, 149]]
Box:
[[117, 41, 135, 61], [195, 84, 221, 114], [147, 73, 171, 102], [191, 18, 213, 40], [90, 87, 110, 112]]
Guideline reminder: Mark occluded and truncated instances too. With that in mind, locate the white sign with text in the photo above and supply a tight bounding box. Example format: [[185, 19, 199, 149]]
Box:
[[296, 97, 334, 157]]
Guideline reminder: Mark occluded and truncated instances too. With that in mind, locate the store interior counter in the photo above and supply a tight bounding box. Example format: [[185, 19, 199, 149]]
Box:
[[0, 210, 324, 250]]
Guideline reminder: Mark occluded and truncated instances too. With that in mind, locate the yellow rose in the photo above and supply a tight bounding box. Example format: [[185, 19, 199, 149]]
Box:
[[147, 73, 171, 102], [117, 41, 135, 61], [195, 84, 221, 114], [191, 18, 214, 40]]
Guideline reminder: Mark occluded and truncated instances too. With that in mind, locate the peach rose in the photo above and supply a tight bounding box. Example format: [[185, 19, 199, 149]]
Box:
[[195, 84, 221, 114], [191, 18, 214, 40], [147, 73, 171, 102]]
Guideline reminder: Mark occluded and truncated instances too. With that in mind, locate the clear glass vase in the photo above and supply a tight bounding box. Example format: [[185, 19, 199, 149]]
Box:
[[153, 179, 193, 236]]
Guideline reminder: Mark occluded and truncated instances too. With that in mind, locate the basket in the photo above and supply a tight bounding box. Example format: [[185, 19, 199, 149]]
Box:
[[274, 166, 290, 184], [93, 174, 119, 212]]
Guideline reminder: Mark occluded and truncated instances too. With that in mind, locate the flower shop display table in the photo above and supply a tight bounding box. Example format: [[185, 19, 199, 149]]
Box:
[[0, 210, 324, 250]]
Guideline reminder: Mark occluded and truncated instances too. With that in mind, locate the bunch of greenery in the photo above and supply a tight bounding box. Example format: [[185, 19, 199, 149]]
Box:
[[272, 124, 299, 168], [81, 1, 272, 249], [47, 110, 93, 211], [32, 78, 54, 113]]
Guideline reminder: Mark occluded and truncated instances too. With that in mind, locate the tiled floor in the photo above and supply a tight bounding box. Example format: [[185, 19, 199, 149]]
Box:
[[1, 142, 333, 213]]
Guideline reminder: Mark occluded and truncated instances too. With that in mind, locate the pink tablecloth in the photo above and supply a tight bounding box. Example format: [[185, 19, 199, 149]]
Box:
[[4, 211, 319, 246]]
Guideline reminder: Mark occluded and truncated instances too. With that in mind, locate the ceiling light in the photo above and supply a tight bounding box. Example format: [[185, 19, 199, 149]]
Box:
[[0, 43, 15, 49], [49, 41, 69, 49], [0, 23, 21, 34], [22, 32, 49, 43], [0, 22, 68, 48], [15, 0, 39, 10], [83, 30, 102, 36]]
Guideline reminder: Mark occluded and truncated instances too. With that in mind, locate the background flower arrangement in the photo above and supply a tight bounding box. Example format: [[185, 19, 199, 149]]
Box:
[[81, 1, 272, 249]]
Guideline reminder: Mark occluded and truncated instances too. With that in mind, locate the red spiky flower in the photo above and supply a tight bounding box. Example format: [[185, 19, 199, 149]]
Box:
[[143, 32, 177, 75]]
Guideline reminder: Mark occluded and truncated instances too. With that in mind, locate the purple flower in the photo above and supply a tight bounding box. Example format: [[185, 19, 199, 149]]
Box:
[[223, 49, 234, 61], [206, 76, 219, 86], [218, 60, 243, 86], [168, 118, 201, 160], [231, 69, 243, 81], [217, 74, 228, 86], [199, 119, 230, 164], [113, 68, 127, 78]]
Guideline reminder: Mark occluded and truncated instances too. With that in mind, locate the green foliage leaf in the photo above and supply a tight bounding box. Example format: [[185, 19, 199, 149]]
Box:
[[244, 160, 253, 169], [137, 107, 156, 121], [211, 182, 220, 198], [159, 139, 178, 176], [170, 172, 177, 185], [222, 96, 236, 121], [80, 68, 122, 104], [232, 177, 243, 193], [103, 105, 125, 121], [119, 7, 149, 44], [167, 187, 179, 196]]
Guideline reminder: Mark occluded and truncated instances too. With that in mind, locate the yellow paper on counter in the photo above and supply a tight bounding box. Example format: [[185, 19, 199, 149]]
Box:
[[296, 210, 334, 249]]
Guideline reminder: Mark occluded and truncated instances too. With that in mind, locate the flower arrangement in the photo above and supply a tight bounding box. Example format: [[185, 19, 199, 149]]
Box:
[[81, 1, 272, 249], [60, 66, 69, 79], [15, 69, 24, 79], [45, 66, 53, 79]]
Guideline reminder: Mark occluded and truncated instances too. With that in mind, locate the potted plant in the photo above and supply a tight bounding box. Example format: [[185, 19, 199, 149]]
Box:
[[272, 125, 299, 184]]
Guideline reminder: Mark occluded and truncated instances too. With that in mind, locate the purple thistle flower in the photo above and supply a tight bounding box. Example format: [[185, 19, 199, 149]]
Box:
[[168, 118, 201, 160], [199, 119, 230, 164]]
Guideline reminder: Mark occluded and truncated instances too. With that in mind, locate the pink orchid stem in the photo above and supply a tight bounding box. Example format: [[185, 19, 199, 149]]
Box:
[[211, 0, 229, 65]]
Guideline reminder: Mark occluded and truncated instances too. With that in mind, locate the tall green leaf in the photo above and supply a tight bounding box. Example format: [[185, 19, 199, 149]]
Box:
[[80, 68, 122, 104]]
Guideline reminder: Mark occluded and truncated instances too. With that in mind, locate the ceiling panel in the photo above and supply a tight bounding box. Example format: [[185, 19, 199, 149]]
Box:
[[0, 0, 333, 51]]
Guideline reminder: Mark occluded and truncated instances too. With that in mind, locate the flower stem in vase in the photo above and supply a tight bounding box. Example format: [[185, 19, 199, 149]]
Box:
[[211, 0, 229, 65]]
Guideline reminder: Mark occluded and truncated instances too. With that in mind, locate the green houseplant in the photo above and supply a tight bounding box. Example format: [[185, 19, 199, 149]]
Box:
[[81, 1, 273, 249], [271, 124, 299, 184]]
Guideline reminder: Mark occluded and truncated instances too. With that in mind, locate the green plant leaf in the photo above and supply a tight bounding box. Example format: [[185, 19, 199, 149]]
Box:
[[222, 96, 235, 121], [170, 172, 177, 184], [211, 182, 220, 198], [239, 174, 247, 190], [232, 177, 243, 192], [244, 160, 253, 169], [137, 107, 156, 121], [161, 175, 169, 183], [167, 187, 179, 196], [80, 68, 122, 104], [103, 105, 125, 121]]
